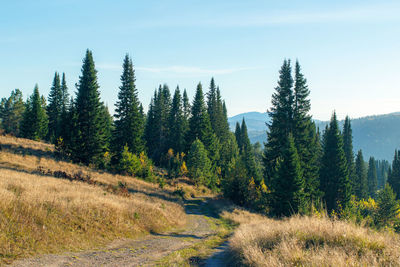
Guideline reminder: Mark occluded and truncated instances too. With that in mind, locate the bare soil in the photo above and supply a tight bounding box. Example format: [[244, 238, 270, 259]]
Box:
[[10, 198, 230, 267]]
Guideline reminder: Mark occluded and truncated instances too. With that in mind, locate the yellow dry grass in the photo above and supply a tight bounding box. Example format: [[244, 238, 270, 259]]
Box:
[[0, 135, 187, 264], [228, 214, 400, 267]]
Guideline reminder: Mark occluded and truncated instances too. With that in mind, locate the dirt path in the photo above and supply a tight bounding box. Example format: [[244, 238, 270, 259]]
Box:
[[203, 241, 230, 267], [10, 198, 230, 267]]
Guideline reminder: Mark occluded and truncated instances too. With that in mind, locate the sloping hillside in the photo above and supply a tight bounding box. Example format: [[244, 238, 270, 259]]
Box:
[[0, 135, 218, 265], [229, 111, 400, 160]]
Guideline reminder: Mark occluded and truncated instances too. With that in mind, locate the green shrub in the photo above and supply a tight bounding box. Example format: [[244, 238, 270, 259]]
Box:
[[116, 145, 141, 175], [376, 183, 399, 227], [115, 146, 154, 179], [187, 139, 213, 187]]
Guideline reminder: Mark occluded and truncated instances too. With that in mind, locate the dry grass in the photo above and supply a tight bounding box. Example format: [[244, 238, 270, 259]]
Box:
[[228, 214, 400, 266], [0, 135, 212, 198], [0, 135, 189, 264]]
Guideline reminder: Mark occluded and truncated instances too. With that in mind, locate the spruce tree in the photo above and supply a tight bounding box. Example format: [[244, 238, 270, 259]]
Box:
[[219, 132, 240, 178], [59, 73, 70, 146], [61, 73, 69, 112], [168, 86, 186, 153], [182, 89, 191, 120], [388, 150, 400, 199], [240, 119, 261, 182], [367, 157, 378, 198], [112, 54, 144, 160], [72, 49, 107, 165], [235, 122, 242, 151], [342, 116, 356, 194], [293, 61, 320, 203], [60, 96, 76, 156], [0, 89, 25, 136], [187, 139, 213, 187], [272, 134, 305, 216], [186, 83, 209, 144], [145, 91, 157, 159], [207, 78, 218, 132], [186, 83, 219, 162], [215, 88, 230, 140], [145, 85, 171, 164], [99, 104, 113, 155], [182, 89, 190, 139], [319, 112, 351, 212], [354, 150, 368, 199], [376, 183, 399, 227], [47, 72, 63, 143], [264, 59, 294, 183], [20, 85, 48, 140]]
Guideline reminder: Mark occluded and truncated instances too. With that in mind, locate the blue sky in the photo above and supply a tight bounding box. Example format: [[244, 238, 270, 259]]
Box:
[[1, 0, 400, 120]]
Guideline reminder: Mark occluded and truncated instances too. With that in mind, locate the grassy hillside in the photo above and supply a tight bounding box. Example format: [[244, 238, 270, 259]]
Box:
[[0, 135, 209, 264], [227, 214, 400, 266]]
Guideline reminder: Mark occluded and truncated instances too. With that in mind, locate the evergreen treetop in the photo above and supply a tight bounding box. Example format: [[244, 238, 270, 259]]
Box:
[[388, 150, 400, 199], [21, 84, 48, 140], [367, 157, 378, 198], [47, 72, 63, 142], [319, 112, 351, 212], [168, 86, 186, 154], [113, 54, 144, 158], [354, 150, 368, 199], [72, 49, 107, 165]]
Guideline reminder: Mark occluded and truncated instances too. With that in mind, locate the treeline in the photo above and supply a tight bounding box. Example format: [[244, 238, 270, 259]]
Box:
[[0, 49, 259, 192], [2, 51, 400, 226], [259, 59, 400, 230]]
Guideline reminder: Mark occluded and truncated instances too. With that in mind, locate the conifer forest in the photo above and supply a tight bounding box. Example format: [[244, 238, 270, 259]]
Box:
[[3, 1, 400, 265], [2, 50, 399, 226]]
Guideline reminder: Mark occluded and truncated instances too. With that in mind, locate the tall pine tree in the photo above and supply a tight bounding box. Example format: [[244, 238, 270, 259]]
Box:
[[207, 78, 218, 133], [182, 89, 191, 121], [145, 85, 171, 164], [0, 89, 25, 136], [59, 73, 70, 147], [367, 157, 378, 198], [47, 72, 63, 143], [388, 150, 400, 199], [235, 122, 242, 151], [272, 134, 305, 216], [354, 150, 368, 199], [112, 54, 144, 160], [264, 59, 294, 183], [240, 119, 261, 182], [292, 61, 321, 203], [20, 85, 48, 140], [72, 49, 107, 165], [186, 83, 219, 163], [168, 86, 186, 154], [342, 116, 356, 194], [319, 112, 351, 212]]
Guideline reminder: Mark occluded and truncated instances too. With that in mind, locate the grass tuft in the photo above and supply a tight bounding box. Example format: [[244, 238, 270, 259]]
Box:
[[228, 215, 400, 266]]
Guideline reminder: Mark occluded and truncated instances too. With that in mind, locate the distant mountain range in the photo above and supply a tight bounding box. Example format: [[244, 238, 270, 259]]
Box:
[[228, 111, 400, 161]]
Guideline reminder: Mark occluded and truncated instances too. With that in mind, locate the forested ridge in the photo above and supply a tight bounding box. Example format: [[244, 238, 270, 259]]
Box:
[[2, 50, 400, 229], [229, 111, 400, 161]]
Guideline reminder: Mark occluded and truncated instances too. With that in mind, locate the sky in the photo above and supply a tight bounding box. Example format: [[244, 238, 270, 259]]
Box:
[[1, 0, 400, 120]]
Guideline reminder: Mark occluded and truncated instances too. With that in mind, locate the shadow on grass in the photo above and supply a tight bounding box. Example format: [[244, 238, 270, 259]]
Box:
[[1, 143, 56, 160]]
